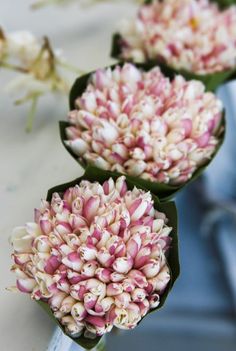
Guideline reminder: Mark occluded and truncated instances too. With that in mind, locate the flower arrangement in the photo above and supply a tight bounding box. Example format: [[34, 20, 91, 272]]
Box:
[[10, 168, 179, 349], [60, 63, 225, 199], [6, 1, 233, 350], [0, 27, 82, 131], [111, 0, 236, 91]]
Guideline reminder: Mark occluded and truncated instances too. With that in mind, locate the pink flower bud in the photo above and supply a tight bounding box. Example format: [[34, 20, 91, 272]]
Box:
[[148, 293, 160, 309], [107, 306, 129, 329], [62, 252, 83, 272], [39, 220, 52, 235], [125, 159, 147, 176], [71, 302, 87, 322], [13, 253, 31, 266], [122, 278, 135, 293], [83, 196, 100, 222], [131, 288, 147, 302], [141, 259, 160, 278], [79, 245, 97, 261], [112, 257, 133, 274], [33, 236, 51, 253], [127, 234, 142, 258], [110, 272, 125, 283], [65, 126, 81, 140], [134, 246, 152, 269], [95, 268, 111, 283], [137, 298, 150, 317], [70, 282, 87, 300], [16, 278, 36, 293], [51, 193, 64, 214], [128, 270, 148, 288], [71, 197, 84, 215], [67, 270, 82, 285], [61, 315, 84, 337], [121, 63, 142, 84], [64, 233, 81, 250], [154, 265, 171, 292], [128, 199, 148, 222], [107, 283, 123, 296], [65, 139, 88, 157], [115, 292, 131, 308], [44, 255, 61, 274], [99, 297, 114, 313], [48, 232, 63, 246], [69, 214, 87, 230], [49, 292, 67, 311], [115, 176, 128, 197], [97, 248, 114, 268], [75, 110, 97, 129], [103, 178, 115, 195], [94, 68, 111, 89], [81, 261, 98, 278], [86, 279, 106, 297], [181, 119, 192, 137], [55, 277, 70, 294], [60, 296, 76, 313], [11, 225, 40, 253], [80, 91, 98, 113]]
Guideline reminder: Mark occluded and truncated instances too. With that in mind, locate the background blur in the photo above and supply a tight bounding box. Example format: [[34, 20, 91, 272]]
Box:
[[0, 1, 236, 350]]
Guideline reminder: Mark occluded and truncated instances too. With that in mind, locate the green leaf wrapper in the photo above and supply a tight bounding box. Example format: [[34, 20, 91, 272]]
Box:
[[60, 62, 225, 201], [37, 166, 180, 349], [111, 0, 236, 92]]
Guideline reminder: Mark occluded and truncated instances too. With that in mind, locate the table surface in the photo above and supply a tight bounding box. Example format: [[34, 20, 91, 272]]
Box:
[[1, 2, 236, 351]]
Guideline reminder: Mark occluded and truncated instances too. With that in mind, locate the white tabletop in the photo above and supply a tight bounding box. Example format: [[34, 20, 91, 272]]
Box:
[[0, 1, 136, 350]]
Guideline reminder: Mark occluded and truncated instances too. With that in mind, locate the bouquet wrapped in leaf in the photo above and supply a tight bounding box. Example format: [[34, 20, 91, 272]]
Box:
[[10, 167, 179, 349], [111, 0, 236, 91], [60, 62, 225, 200]]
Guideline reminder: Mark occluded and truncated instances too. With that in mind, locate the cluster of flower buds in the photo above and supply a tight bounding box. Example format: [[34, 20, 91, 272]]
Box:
[[0, 27, 81, 131], [117, 0, 236, 74], [65, 63, 223, 185], [11, 176, 172, 338]]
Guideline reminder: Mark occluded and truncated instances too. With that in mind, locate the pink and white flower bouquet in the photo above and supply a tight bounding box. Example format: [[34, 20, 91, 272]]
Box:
[[10, 167, 179, 349], [111, 0, 236, 91], [60, 63, 225, 200]]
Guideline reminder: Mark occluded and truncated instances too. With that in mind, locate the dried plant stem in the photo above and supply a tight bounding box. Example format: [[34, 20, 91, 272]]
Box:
[[31, 0, 74, 10], [25, 95, 39, 133], [1, 62, 28, 74]]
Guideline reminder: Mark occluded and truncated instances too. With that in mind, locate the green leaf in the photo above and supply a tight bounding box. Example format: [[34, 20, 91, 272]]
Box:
[[43, 166, 179, 339], [60, 63, 226, 201], [111, 0, 236, 92]]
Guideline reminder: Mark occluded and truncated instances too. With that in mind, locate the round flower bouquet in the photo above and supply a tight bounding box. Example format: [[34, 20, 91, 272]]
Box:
[[10, 167, 179, 349], [111, 0, 236, 91], [60, 63, 225, 200]]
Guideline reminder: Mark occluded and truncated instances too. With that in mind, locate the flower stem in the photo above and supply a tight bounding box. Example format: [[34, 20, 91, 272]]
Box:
[[31, 0, 74, 10], [25, 95, 38, 132], [1, 61, 28, 73]]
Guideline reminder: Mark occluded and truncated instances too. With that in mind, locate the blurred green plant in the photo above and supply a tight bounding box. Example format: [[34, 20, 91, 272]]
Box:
[[0, 27, 83, 132], [31, 0, 142, 10]]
